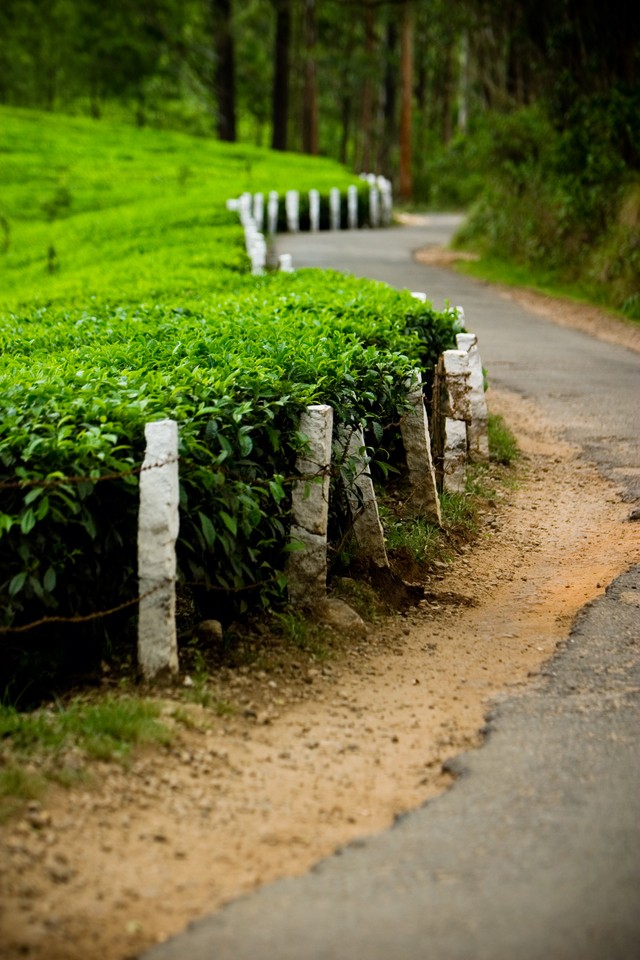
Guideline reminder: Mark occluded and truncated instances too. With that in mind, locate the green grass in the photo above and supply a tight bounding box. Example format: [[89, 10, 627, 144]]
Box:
[[0, 696, 173, 762], [0, 694, 176, 816], [272, 609, 333, 661], [451, 253, 640, 326], [488, 413, 519, 465], [0, 106, 363, 309], [380, 418, 518, 572]]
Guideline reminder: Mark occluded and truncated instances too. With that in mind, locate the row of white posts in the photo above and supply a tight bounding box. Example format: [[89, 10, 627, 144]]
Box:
[[136, 297, 488, 681], [227, 175, 393, 276]]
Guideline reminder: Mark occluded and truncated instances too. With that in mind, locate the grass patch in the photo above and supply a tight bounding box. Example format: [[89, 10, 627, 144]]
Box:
[[0, 695, 175, 817], [488, 413, 519, 465], [452, 253, 640, 326], [331, 578, 390, 622], [272, 609, 333, 661], [0, 695, 174, 764], [0, 766, 45, 803]]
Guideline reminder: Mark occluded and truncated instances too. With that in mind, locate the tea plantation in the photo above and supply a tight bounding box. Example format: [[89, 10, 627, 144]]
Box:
[[0, 109, 458, 697]]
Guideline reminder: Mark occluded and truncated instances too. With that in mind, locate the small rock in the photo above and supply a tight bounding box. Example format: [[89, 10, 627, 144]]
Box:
[[26, 809, 52, 830], [314, 598, 367, 638], [47, 863, 76, 884], [196, 620, 224, 643], [627, 508, 640, 522]]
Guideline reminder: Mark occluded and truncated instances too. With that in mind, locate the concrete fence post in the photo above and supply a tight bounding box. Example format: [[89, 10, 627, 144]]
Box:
[[250, 233, 267, 275], [338, 426, 389, 569], [309, 189, 320, 232], [399, 370, 442, 526], [330, 188, 341, 231], [286, 405, 334, 607], [137, 420, 180, 681], [278, 253, 294, 272], [253, 192, 264, 232], [286, 190, 300, 233], [378, 177, 393, 225], [441, 349, 472, 493], [267, 191, 279, 235], [456, 332, 489, 458], [369, 185, 380, 228], [347, 185, 358, 229], [238, 192, 252, 227]]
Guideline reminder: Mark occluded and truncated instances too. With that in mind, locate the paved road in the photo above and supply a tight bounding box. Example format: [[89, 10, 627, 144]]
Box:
[[144, 220, 640, 960]]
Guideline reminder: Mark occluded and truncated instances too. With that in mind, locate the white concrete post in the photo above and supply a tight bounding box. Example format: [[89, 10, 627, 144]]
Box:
[[250, 233, 267, 275], [267, 191, 279, 235], [278, 253, 294, 272], [238, 192, 252, 227], [338, 426, 388, 569], [286, 405, 334, 606], [137, 420, 180, 680], [442, 349, 472, 422], [441, 349, 472, 493], [399, 370, 442, 525], [309, 189, 320, 232], [330, 188, 341, 231], [456, 332, 489, 458], [253, 192, 264, 232], [443, 419, 468, 493], [347, 185, 358, 229], [378, 177, 393, 226], [369, 185, 380, 228], [286, 190, 300, 233], [244, 221, 258, 254]]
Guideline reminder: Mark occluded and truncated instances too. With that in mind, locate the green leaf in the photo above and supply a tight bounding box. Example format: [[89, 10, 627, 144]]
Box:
[[24, 487, 43, 505], [20, 508, 36, 535], [43, 567, 57, 592], [198, 511, 216, 548], [8, 571, 27, 596], [220, 511, 237, 536], [35, 495, 50, 520], [268, 479, 285, 504]]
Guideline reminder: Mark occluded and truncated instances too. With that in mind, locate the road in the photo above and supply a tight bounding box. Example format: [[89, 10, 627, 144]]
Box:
[[143, 219, 640, 960]]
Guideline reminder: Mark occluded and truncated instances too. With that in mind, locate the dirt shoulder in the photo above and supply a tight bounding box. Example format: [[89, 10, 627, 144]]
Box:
[[1, 385, 638, 960]]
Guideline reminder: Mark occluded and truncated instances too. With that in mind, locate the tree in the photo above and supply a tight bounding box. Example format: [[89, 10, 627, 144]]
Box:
[[271, 0, 291, 150], [399, 0, 414, 200], [212, 0, 237, 140], [301, 0, 319, 154]]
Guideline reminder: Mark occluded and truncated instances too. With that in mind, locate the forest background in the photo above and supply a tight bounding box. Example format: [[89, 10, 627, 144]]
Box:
[[1, 0, 639, 312]]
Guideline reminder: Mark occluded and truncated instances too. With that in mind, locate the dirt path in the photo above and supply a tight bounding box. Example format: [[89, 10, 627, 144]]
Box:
[[1, 384, 638, 960]]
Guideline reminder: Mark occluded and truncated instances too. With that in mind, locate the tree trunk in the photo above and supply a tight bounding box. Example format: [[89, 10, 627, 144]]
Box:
[[378, 17, 397, 174], [457, 30, 469, 134], [441, 43, 453, 145], [302, 0, 318, 155], [271, 0, 291, 150], [212, 0, 236, 142], [356, 0, 376, 173], [399, 0, 414, 202]]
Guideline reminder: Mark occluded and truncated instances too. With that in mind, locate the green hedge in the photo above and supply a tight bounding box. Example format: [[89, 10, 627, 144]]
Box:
[[0, 109, 457, 699]]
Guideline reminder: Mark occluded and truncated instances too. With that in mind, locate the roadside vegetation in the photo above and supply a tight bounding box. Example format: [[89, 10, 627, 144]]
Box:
[[0, 108, 464, 708]]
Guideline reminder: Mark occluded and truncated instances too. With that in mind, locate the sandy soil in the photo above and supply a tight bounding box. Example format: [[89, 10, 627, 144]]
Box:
[[1, 377, 638, 960]]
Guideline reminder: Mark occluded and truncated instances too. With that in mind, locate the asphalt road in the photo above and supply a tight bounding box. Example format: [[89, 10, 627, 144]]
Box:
[[143, 220, 640, 960]]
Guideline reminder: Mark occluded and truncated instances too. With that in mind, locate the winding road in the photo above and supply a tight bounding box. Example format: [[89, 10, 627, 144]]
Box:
[[143, 220, 640, 960]]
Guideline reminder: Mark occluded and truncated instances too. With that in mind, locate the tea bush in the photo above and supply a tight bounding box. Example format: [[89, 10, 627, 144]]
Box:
[[0, 109, 459, 697]]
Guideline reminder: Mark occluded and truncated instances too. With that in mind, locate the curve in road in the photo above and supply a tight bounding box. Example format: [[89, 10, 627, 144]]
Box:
[[142, 220, 640, 960]]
